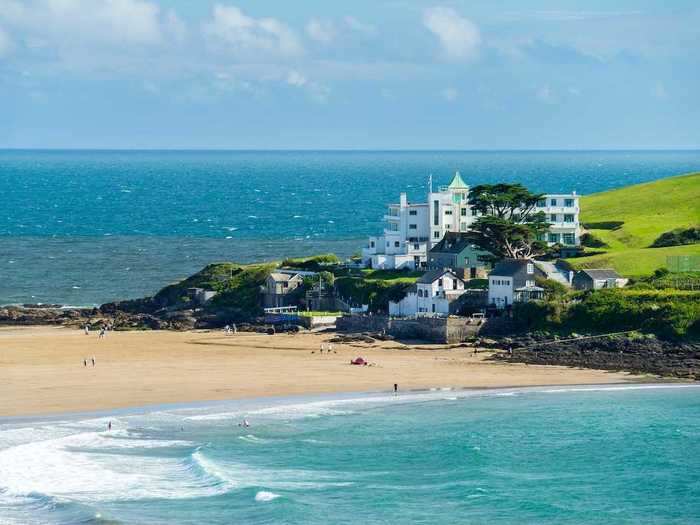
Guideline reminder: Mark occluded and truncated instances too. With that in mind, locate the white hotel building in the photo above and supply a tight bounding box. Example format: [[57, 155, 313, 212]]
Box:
[[362, 172, 581, 270]]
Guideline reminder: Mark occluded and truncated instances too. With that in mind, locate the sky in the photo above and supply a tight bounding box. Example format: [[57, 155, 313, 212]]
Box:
[[0, 0, 699, 149]]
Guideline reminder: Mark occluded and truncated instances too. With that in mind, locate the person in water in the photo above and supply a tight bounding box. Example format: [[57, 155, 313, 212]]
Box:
[[107, 421, 112, 431]]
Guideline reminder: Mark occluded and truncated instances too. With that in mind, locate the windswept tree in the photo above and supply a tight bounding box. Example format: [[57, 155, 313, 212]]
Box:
[[466, 184, 550, 259]]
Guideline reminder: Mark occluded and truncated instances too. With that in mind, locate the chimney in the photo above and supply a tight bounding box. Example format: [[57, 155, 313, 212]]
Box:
[[400, 192, 407, 207]]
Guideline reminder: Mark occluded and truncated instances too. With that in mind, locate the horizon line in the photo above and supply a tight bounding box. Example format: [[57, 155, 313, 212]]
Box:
[[1, 147, 700, 153]]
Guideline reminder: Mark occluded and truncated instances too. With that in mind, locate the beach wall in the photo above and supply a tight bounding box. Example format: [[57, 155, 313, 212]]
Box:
[[336, 315, 483, 344], [298, 315, 341, 329]]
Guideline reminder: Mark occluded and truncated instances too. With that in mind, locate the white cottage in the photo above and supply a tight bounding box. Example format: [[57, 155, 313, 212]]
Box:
[[389, 269, 466, 317]]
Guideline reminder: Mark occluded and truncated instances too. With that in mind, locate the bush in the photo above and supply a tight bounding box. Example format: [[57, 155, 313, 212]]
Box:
[[581, 221, 624, 230], [580, 232, 609, 248], [281, 254, 340, 270], [334, 276, 412, 312], [650, 227, 700, 248], [536, 277, 569, 299]]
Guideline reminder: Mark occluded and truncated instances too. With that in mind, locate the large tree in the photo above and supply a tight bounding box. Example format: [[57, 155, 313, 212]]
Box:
[[465, 184, 550, 259]]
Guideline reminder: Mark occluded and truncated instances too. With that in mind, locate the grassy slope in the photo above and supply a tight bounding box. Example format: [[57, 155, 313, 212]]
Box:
[[567, 172, 700, 277]]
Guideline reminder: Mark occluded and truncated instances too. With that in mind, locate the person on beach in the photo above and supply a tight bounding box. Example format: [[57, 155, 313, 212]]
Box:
[[84, 324, 90, 335], [83, 358, 87, 367], [99, 327, 106, 339], [394, 383, 398, 394], [91, 356, 95, 367]]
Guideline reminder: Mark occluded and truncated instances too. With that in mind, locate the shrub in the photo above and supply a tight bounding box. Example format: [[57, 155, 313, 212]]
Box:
[[581, 221, 624, 230], [281, 254, 340, 270], [650, 227, 700, 248], [580, 232, 609, 248]]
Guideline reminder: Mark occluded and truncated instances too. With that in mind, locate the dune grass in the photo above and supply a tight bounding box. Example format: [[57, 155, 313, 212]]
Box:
[[566, 172, 700, 277]]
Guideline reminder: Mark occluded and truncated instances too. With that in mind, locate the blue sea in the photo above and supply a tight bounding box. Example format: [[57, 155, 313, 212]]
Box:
[[1, 384, 699, 524], [1, 150, 699, 305]]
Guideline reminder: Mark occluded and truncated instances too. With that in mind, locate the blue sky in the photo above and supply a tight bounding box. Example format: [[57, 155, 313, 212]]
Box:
[[1, 0, 699, 149]]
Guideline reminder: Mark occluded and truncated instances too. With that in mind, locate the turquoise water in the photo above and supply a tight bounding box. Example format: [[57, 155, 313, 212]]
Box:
[[1, 150, 699, 305], [1, 384, 699, 524]]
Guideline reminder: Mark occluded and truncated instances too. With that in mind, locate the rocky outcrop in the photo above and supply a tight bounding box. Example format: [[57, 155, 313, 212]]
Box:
[[490, 335, 700, 380]]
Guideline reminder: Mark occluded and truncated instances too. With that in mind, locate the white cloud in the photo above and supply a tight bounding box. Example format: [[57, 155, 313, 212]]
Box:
[[344, 16, 376, 36], [423, 7, 480, 61], [536, 84, 556, 104], [203, 4, 303, 59], [306, 18, 335, 43], [441, 87, 458, 102], [652, 82, 668, 100], [286, 70, 307, 87], [0, 26, 12, 57]]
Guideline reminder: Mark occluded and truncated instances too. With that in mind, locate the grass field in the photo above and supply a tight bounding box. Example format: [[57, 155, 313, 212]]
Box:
[[566, 172, 700, 277]]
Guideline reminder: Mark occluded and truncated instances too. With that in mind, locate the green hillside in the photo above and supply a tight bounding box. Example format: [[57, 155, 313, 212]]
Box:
[[567, 172, 700, 277]]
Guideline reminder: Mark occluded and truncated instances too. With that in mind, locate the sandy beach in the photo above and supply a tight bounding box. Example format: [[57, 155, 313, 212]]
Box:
[[0, 326, 645, 417]]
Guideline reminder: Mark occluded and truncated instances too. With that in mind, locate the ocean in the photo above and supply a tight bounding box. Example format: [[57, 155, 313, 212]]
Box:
[[1, 150, 699, 305], [1, 384, 699, 524]]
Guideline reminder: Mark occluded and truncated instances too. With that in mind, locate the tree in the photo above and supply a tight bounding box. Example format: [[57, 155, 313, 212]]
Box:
[[466, 184, 549, 259]]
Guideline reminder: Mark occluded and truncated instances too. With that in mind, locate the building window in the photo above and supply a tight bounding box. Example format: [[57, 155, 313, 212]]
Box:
[[527, 263, 534, 274], [526, 280, 535, 287], [409, 210, 417, 216], [386, 241, 390, 247], [460, 208, 467, 216], [433, 231, 440, 239], [536, 233, 545, 241], [453, 279, 458, 289], [550, 214, 558, 222], [414, 243, 420, 250], [394, 241, 400, 248], [389, 223, 398, 231], [433, 200, 439, 226], [370, 241, 375, 248], [564, 198, 574, 207], [409, 224, 417, 229], [471, 209, 478, 216], [548, 233, 560, 243], [438, 278, 443, 287], [460, 222, 467, 231], [550, 198, 557, 206], [283, 282, 288, 288], [432, 304, 436, 313], [564, 214, 574, 223], [563, 233, 575, 245], [537, 199, 546, 207], [445, 210, 453, 215]]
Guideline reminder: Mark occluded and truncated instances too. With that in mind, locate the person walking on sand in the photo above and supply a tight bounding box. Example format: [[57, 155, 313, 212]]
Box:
[[84, 324, 89, 336], [394, 383, 398, 394], [99, 327, 106, 339], [83, 358, 87, 367], [91, 356, 95, 367]]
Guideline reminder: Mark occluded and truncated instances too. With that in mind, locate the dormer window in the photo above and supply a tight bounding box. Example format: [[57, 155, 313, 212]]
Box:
[[527, 263, 534, 274]]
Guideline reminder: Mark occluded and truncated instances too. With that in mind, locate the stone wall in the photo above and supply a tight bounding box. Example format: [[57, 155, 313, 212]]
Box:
[[336, 314, 483, 344]]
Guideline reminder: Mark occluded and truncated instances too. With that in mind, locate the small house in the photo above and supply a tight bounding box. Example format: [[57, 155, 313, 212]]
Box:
[[572, 269, 628, 290], [263, 272, 304, 308], [389, 269, 466, 317], [488, 259, 546, 309], [427, 232, 491, 279]]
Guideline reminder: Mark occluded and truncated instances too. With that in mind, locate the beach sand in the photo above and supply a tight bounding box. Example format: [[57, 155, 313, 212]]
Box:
[[0, 326, 644, 417]]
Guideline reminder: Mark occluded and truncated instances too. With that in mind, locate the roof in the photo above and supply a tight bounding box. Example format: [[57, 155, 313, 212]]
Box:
[[577, 269, 623, 280], [429, 232, 473, 254], [490, 258, 533, 276], [269, 272, 301, 282], [417, 268, 457, 284], [448, 171, 468, 189]]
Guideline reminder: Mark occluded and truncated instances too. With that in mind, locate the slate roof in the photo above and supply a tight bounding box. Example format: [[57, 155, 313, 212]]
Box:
[[490, 258, 532, 276], [578, 269, 623, 280], [269, 272, 301, 282], [429, 232, 473, 254], [417, 268, 455, 284]]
